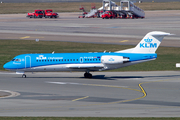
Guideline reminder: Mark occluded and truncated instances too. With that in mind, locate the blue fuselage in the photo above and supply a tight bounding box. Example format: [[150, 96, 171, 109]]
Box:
[[3, 52, 157, 72]]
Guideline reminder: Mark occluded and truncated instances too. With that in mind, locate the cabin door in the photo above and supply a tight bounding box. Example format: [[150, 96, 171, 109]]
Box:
[[25, 56, 31, 68]]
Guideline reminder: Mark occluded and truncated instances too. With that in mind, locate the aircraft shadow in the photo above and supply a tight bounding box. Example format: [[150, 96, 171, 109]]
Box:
[[15, 74, 180, 80]]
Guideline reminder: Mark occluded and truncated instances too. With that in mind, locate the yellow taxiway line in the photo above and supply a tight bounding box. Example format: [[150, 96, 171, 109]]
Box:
[[72, 96, 89, 101]]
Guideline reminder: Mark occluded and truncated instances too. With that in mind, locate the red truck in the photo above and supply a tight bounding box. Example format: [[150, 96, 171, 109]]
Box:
[[27, 9, 59, 18], [102, 11, 117, 19], [27, 10, 44, 18], [44, 9, 59, 18]]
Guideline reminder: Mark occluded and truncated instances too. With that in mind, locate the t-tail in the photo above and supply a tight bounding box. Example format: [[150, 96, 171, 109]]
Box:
[[132, 31, 171, 53]]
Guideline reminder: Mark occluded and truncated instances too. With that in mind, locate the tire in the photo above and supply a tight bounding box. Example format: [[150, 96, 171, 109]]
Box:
[[88, 74, 92, 78], [22, 74, 26, 78], [84, 73, 92, 78]]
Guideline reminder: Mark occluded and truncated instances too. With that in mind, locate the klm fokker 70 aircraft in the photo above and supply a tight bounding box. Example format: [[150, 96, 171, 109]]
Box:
[[3, 31, 171, 78]]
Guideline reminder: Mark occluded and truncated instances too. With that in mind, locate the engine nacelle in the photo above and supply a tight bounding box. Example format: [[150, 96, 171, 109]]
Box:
[[101, 55, 129, 64]]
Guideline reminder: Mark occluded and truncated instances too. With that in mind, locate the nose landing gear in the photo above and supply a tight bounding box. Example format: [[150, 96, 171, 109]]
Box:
[[22, 74, 26, 78]]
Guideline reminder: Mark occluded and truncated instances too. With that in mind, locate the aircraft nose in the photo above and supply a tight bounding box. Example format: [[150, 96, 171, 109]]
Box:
[[3, 62, 10, 70]]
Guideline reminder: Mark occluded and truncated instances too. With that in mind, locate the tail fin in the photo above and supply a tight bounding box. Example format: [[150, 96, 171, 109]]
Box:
[[132, 31, 171, 53]]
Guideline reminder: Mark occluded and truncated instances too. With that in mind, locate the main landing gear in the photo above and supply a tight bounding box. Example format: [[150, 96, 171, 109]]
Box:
[[22, 74, 26, 78], [84, 72, 92, 78]]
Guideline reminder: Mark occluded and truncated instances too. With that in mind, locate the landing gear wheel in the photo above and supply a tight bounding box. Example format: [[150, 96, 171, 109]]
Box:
[[22, 74, 26, 78], [84, 73, 92, 78], [84, 73, 88, 78], [87, 73, 92, 78]]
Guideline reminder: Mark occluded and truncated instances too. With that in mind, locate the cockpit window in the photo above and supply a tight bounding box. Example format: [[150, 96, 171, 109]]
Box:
[[12, 59, 21, 62]]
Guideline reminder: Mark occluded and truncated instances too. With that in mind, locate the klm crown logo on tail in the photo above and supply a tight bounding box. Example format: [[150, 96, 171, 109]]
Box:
[[144, 38, 153, 42], [140, 38, 157, 48]]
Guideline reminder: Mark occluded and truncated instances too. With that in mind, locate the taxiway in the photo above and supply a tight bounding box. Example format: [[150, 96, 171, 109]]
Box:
[[0, 71, 180, 117]]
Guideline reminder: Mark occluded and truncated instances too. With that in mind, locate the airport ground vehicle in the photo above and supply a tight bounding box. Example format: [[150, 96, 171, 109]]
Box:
[[120, 0, 145, 19], [44, 9, 59, 18], [101, 11, 116, 19], [26, 10, 44, 18], [27, 9, 58, 18], [78, 12, 87, 18], [78, 6, 88, 18], [79, 0, 145, 19]]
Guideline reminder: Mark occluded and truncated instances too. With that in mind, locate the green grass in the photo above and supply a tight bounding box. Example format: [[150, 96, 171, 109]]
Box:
[[0, 2, 180, 14], [0, 117, 180, 120], [1, 39, 180, 71]]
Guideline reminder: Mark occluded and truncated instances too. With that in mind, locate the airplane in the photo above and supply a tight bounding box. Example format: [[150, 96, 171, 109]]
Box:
[[3, 31, 172, 78]]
